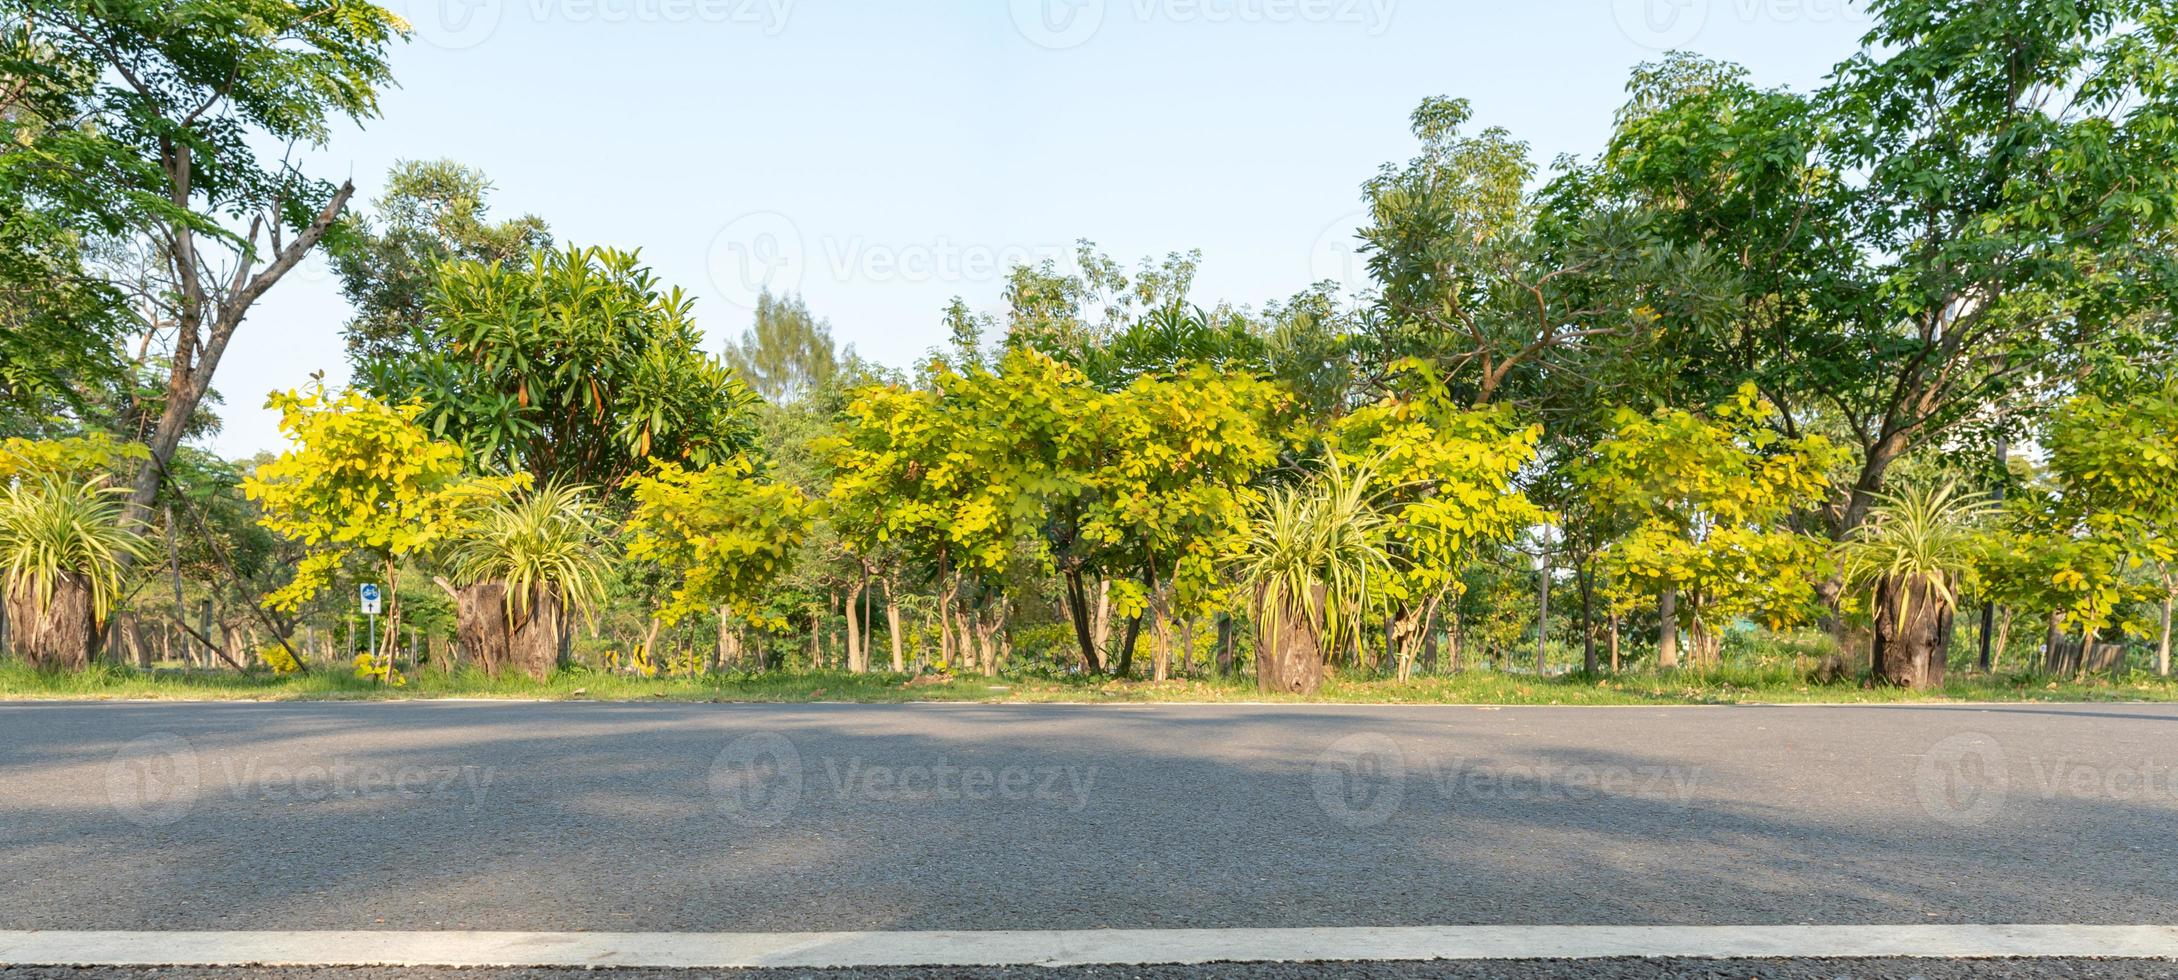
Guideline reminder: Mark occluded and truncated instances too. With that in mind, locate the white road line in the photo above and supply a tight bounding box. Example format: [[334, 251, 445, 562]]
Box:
[[1, 926, 2174, 968]]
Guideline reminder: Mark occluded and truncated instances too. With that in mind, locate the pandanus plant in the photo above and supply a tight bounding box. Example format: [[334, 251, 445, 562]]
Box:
[[0, 477, 150, 670], [1838, 482, 1998, 689], [440, 484, 612, 680], [1237, 457, 1392, 695]]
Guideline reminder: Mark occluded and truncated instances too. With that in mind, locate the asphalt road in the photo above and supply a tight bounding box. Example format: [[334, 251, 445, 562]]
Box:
[[0, 700, 2173, 940]]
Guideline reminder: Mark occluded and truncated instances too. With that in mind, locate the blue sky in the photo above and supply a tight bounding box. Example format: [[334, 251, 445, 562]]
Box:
[[226, 0, 1876, 458]]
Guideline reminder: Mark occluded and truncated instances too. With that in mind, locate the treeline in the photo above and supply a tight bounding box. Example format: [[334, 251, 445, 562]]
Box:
[[2, 0, 2175, 691]]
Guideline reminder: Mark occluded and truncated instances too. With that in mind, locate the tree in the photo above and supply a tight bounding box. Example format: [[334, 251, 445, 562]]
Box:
[[5, 0, 407, 524], [1579, 3, 2178, 540], [0, 475, 149, 668], [1333, 363, 1547, 680], [2047, 380, 2178, 675], [623, 458, 813, 637], [1238, 458, 1391, 695], [328, 159, 550, 365], [366, 244, 760, 489], [441, 484, 611, 681], [243, 387, 515, 661], [1839, 483, 1998, 688], [722, 290, 848, 404], [1580, 385, 1842, 667]]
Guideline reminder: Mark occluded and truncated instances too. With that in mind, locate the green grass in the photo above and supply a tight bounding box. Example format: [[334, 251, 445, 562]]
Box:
[[3, 661, 2174, 705]]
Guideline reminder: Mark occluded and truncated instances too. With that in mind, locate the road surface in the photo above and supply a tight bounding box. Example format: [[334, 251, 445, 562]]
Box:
[[1, 700, 2173, 975]]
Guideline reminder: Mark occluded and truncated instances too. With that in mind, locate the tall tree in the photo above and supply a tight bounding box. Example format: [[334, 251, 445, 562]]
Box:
[[721, 290, 848, 405], [366, 244, 760, 489], [329, 159, 551, 365], [4, 0, 406, 525]]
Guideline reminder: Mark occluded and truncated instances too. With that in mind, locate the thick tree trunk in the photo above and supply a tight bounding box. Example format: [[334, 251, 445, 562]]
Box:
[[448, 581, 512, 678], [1657, 587, 1679, 669], [507, 587, 563, 682], [1254, 585, 1325, 696], [1872, 575, 1951, 690], [1115, 614, 1143, 678], [845, 579, 867, 673], [5, 573, 97, 670], [1216, 613, 1235, 677]]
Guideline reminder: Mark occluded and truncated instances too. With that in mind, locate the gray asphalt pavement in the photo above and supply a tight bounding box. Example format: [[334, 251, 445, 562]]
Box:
[[0, 701, 2174, 934]]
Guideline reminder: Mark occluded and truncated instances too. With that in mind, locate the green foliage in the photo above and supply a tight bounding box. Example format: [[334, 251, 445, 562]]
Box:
[[365, 244, 759, 489], [623, 458, 813, 629], [0, 475, 150, 625], [1581, 385, 1842, 639], [443, 484, 614, 627], [1839, 483, 2000, 627], [722, 290, 848, 404], [1237, 457, 1393, 656], [329, 159, 552, 365], [242, 387, 516, 612]]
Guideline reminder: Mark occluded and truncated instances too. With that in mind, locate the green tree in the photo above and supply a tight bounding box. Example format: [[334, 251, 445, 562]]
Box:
[[3, 0, 407, 524], [722, 290, 849, 404], [367, 244, 760, 489], [329, 159, 551, 365], [1580, 385, 1843, 667], [243, 387, 517, 661], [623, 458, 813, 637], [2048, 381, 2178, 675]]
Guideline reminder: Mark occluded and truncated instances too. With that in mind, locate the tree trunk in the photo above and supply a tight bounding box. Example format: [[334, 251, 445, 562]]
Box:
[[506, 586, 563, 682], [884, 578, 905, 673], [1254, 584, 1325, 695], [1872, 575, 1951, 690], [448, 581, 512, 678], [4, 573, 97, 670], [1216, 613, 1235, 677], [1608, 612, 1621, 673], [845, 579, 867, 673], [1579, 565, 1597, 676], [1657, 586, 1679, 669], [2159, 592, 2173, 679], [1115, 614, 1143, 678], [1062, 568, 1104, 674]]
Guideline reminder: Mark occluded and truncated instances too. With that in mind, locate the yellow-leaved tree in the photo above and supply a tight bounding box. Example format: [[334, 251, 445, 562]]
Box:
[[623, 457, 813, 668], [1578, 384, 1843, 668], [243, 386, 519, 671]]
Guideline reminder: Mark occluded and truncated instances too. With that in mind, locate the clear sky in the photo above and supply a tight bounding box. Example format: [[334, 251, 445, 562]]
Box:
[[224, 0, 1876, 458]]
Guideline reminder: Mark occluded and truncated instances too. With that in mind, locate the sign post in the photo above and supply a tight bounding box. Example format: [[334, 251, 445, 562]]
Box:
[[360, 583, 382, 682]]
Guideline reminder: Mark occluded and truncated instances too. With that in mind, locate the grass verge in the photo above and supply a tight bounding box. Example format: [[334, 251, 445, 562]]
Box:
[[1, 662, 2174, 705]]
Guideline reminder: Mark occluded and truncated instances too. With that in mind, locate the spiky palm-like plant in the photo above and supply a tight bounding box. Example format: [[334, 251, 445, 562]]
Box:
[[442, 484, 612, 680], [1839, 482, 1998, 688], [0, 477, 150, 670], [1238, 457, 1391, 694]]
